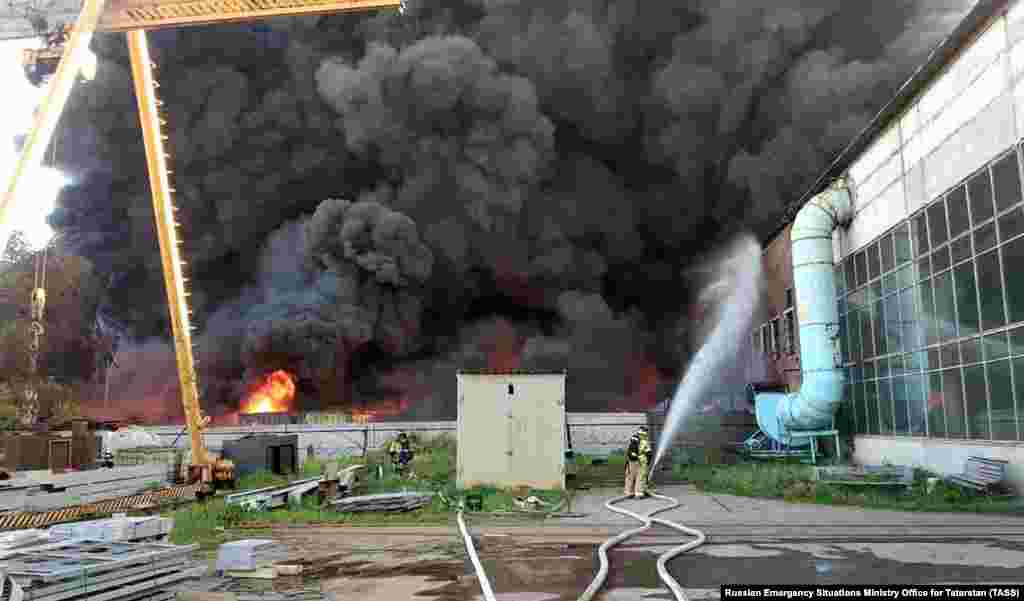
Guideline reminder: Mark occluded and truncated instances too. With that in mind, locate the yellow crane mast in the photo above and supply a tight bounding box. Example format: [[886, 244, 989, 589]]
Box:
[[1, 0, 402, 491]]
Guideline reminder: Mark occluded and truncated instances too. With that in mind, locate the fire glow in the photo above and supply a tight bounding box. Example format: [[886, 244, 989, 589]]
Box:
[[241, 370, 296, 414]]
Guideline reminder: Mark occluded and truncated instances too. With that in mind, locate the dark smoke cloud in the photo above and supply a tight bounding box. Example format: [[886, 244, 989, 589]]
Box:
[[47, 0, 971, 420]]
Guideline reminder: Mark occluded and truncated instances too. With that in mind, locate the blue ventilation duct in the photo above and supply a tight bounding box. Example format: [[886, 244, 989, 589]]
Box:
[[755, 179, 853, 445]]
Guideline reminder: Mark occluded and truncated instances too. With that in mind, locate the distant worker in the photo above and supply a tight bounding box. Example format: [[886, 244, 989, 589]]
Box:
[[624, 426, 653, 498], [389, 432, 414, 475]]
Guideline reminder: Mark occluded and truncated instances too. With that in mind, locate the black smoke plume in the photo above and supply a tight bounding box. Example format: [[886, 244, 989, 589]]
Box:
[[47, 0, 969, 421]]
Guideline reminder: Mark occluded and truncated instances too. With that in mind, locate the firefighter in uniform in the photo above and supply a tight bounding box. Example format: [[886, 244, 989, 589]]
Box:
[[624, 426, 653, 498], [389, 432, 414, 475]]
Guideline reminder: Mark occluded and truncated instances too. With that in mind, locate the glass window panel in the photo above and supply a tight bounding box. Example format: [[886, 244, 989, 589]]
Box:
[[932, 245, 951, 272], [864, 379, 879, 435], [1002, 236, 1024, 322], [928, 201, 949, 247], [909, 350, 927, 371], [913, 212, 930, 255], [884, 294, 902, 353], [901, 287, 922, 350], [929, 348, 941, 370], [989, 359, 1016, 441], [908, 374, 927, 436], [850, 288, 867, 311], [916, 255, 931, 280], [975, 221, 997, 253], [891, 353, 906, 373], [1014, 356, 1024, 440], [977, 251, 1006, 331], [871, 282, 883, 304], [839, 314, 849, 363], [934, 271, 957, 343], [969, 169, 994, 224], [953, 261, 980, 338], [836, 269, 847, 297], [928, 372, 945, 437], [961, 337, 982, 365], [943, 368, 967, 438], [878, 378, 894, 434], [856, 251, 868, 288], [869, 243, 882, 280], [984, 332, 1010, 361], [878, 356, 890, 378], [883, 271, 896, 295], [894, 224, 912, 265], [1012, 326, 1024, 357], [993, 151, 1022, 212], [852, 381, 865, 434], [881, 235, 896, 273], [941, 342, 961, 368], [849, 310, 862, 362], [947, 186, 970, 238], [894, 264, 914, 290], [921, 279, 939, 346], [892, 374, 909, 434], [951, 236, 972, 264], [893, 376, 909, 435], [964, 364, 990, 440], [871, 300, 884, 357], [863, 360, 876, 381], [999, 206, 1024, 241], [845, 259, 856, 291]]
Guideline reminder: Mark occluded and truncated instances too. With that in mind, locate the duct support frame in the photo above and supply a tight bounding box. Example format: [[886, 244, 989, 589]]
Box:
[[755, 178, 853, 445]]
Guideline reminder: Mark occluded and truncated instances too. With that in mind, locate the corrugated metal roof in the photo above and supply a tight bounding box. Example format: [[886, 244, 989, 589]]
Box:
[[766, 0, 1009, 244]]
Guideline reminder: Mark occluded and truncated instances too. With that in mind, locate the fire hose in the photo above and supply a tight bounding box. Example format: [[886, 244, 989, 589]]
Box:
[[454, 491, 706, 601]]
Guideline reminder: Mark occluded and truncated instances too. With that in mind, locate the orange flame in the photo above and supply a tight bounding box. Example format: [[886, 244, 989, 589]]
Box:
[[241, 370, 296, 414]]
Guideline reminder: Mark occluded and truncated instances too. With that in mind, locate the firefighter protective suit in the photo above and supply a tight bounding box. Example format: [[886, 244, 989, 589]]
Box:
[[624, 427, 652, 498]]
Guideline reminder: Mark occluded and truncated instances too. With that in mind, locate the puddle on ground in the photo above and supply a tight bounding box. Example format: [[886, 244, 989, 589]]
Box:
[[310, 538, 1024, 601]]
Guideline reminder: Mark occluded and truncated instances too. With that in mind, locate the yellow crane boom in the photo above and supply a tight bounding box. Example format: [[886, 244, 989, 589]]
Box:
[[1, 0, 401, 486]]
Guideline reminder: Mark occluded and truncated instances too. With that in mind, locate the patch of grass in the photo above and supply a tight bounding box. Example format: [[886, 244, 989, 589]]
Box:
[[676, 461, 1024, 514], [167, 437, 573, 546]]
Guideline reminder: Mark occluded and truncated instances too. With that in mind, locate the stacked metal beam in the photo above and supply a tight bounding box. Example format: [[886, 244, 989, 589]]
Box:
[[0, 465, 174, 512], [330, 492, 433, 513], [0, 540, 206, 601], [0, 483, 200, 531]]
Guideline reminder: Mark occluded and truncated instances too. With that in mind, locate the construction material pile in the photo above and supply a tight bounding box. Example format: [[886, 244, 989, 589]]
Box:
[[0, 465, 174, 512], [215, 540, 290, 573], [0, 539, 205, 601], [48, 515, 174, 542], [330, 492, 433, 513]]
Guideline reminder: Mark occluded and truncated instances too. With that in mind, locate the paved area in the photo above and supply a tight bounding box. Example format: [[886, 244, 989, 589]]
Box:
[[264, 486, 1024, 601]]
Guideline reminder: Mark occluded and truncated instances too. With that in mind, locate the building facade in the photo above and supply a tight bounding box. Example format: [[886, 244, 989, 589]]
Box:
[[759, 0, 1024, 486]]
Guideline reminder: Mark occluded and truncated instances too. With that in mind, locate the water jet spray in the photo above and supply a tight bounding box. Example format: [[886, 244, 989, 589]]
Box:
[[651, 234, 764, 474]]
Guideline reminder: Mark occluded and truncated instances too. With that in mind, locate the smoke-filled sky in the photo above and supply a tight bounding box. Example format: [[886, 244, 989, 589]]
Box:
[[44, 0, 970, 421]]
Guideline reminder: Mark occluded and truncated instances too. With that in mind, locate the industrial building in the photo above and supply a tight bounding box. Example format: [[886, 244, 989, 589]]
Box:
[[757, 0, 1024, 487]]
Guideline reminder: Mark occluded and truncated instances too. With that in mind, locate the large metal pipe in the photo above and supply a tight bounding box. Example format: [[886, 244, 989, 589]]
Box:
[[754, 178, 853, 445]]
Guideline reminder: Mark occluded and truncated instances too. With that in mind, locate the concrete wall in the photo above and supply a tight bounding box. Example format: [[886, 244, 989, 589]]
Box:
[[144, 412, 650, 460], [456, 373, 566, 490], [854, 435, 1024, 491], [842, 9, 1018, 259]]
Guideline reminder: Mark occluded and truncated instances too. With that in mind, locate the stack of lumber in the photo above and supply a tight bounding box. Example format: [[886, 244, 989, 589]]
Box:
[[215, 540, 290, 573], [330, 491, 433, 513], [0, 539, 205, 601], [0, 465, 172, 512], [49, 515, 174, 542]]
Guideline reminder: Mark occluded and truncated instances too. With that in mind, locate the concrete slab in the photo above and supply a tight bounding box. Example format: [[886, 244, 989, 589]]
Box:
[[559, 485, 1024, 529]]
